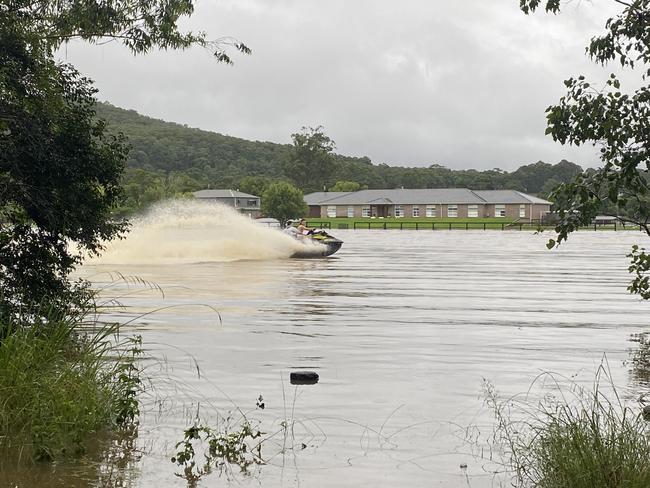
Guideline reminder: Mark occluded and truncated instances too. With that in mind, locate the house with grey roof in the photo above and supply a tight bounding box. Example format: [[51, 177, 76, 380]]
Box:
[[304, 192, 350, 207], [194, 189, 261, 218], [304, 188, 551, 221]]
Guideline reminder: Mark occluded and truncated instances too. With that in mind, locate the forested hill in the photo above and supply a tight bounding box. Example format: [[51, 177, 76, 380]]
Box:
[[95, 102, 585, 213], [96, 102, 292, 180]]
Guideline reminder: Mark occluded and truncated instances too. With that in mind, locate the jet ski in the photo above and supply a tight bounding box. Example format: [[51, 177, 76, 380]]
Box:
[[290, 230, 343, 258]]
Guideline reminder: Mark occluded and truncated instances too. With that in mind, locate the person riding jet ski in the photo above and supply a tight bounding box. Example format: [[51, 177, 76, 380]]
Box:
[[296, 218, 314, 235], [283, 219, 299, 237], [283, 219, 343, 258]]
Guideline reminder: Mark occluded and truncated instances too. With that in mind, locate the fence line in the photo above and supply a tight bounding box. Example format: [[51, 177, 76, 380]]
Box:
[[305, 220, 639, 231]]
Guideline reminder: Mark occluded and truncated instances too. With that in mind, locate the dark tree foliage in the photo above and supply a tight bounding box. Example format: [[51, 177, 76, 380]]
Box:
[[237, 175, 274, 198], [0, 1, 249, 322], [329, 181, 364, 192], [520, 0, 650, 298], [284, 126, 337, 193], [3, 0, 250, 62], [509, 160, 581, 196], [0, 15, 129, 321], [95, 103, 290, 187], [261, 182, 307, 224]]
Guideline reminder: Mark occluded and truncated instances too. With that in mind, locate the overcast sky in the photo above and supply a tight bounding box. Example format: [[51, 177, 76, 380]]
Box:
[[58, 0, 628, 171]]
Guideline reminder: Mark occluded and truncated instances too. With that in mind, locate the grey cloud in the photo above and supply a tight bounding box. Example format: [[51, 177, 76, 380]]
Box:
[[60, 0, 625, 170]]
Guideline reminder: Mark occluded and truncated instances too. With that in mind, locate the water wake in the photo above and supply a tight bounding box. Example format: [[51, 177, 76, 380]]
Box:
[[89, 200, 306, 265]]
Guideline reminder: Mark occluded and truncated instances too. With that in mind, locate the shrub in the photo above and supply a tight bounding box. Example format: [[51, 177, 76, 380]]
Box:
[[486, 368, 650, 488], [0, 307, 141, 461]]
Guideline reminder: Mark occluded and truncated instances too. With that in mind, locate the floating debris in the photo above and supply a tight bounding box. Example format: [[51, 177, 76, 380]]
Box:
[[290, 371, 319, 385]]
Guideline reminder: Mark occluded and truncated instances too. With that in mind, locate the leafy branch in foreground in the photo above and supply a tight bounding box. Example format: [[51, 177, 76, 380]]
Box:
[[112, 335, 144, 429], [4, 0, 250, 62], [1, 0, 249, 322], [170, 389, 320, 487], [171, 420, 263, 487], [519, 0, 650, 298], [628, 244, 650, 299], [0, 22, 129, 321]]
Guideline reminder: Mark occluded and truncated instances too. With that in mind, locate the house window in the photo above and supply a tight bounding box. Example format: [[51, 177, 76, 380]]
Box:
[[327, 206, 337, 218], [447, 205, 458, 218], [412, 206, 420, 217], [519, 204, 526, 218], [468, 205, 479, 218], [426, 205, 437, 217], [495, 204, 506, 217], [347, 206, 355, 218], [394, 205, 404, 217], [247, 199, 258, 207], [362, 206, 371, 217]]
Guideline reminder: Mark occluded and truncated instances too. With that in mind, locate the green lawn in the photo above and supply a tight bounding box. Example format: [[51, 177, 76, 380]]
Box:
[[305, 217, 523, 230], [304, 217, 639, 231]]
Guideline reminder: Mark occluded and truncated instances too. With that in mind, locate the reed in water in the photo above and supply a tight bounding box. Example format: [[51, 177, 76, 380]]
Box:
[[486, 367, 650, 488], [0, 298, 142, 462]]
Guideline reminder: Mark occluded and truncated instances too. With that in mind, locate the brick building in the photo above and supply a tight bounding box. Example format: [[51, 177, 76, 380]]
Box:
[[304, 188, 551, 221]]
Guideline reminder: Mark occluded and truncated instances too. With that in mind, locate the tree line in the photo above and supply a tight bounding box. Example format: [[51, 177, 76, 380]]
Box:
[[96, 103, 585, 215]]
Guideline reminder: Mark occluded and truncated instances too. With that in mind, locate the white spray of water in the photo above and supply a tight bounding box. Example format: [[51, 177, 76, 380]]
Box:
[[90, 200, 309, 265]]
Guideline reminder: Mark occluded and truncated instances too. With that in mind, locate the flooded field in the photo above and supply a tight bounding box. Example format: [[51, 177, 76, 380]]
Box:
[[8, 206, 650, 487]]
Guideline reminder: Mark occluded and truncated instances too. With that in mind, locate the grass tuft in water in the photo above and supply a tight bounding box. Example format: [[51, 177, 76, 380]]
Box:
[[486, 366, 650, 488], [0, 303, 142, 462]]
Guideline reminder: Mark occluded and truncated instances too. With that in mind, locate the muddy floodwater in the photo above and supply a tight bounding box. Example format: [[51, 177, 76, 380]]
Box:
[[9, 214, 650, 487]]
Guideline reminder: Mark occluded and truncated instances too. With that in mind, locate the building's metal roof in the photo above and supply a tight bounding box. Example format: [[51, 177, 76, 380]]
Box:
[[304, 188, 553, 205], [194, 189, 259, 199], [367, 197, 394, 204], [305, 188, 486, 205], [304, 192, 349, 205], [515, 191, 553, 205], [473, 190, 552, 205]]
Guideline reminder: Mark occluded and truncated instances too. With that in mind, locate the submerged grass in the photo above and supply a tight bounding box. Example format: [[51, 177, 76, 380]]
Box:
[[0, 306, 142, 462], [486, 366, 650, 488]]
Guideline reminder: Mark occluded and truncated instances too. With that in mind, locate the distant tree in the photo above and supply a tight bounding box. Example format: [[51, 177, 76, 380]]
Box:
[[118, 168, 167, 213], [284, 126, 337, 193], [510, 160, 583, 194], [167, 172, 204, 194], [520, 0, 650, 298], [625, 185, 650, 229], [238, 176, 273, 197], [261, 182, 307, 224], [330, 181, 363, 192], [540, 177, 562, 199], [332, 154, 386, 189]]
